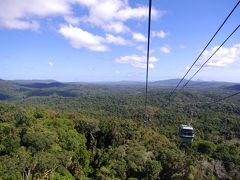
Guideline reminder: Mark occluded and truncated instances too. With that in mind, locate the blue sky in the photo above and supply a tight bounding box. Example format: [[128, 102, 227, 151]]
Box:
[[0, 0, 239, 82]]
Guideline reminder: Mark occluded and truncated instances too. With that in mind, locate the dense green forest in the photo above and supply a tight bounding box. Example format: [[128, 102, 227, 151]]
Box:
[[0, 80, 239, 179]]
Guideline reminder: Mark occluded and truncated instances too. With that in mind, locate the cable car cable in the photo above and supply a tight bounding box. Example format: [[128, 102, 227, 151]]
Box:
[[182, 24, 240, 88], [171, 90, 240, 107], [208, 91, 240, 105], [169, 0, 240, 98], [144, 0, 152, 123], [177, 89, 240, 145]]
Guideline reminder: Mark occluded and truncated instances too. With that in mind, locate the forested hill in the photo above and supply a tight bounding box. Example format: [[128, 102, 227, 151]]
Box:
[[0, 79, 239, 179], [0, 79, 239, 100]]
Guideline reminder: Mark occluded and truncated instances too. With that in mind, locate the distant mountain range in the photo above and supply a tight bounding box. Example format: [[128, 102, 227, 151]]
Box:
[[12, 79, 57, 84], [90, 79, 239, 89], [19, 82, 65, 89], [0, 78, 239, 89], [0, 79, 239, 100], [150, 79, 238, 89]]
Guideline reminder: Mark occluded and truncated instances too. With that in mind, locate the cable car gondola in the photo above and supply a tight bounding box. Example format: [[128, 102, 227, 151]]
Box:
[[179, 124, 194, 145]]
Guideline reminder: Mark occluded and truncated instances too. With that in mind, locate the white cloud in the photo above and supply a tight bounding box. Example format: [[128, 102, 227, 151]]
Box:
[[202, 44, 240, 67], [106, 34, 128, 45], [48, 62, 54, 66], [58, 25, 129, 51], [1, 19, 40, 30], [152, 30, 169, 38], [160, 45, 171, 54], [136, 45, 155, 55], [116, 55, 159, 69], [179, 44, 186, 49], [58, 24, 108, 52], [64, 16, 81, 25], [0, 0, 162, 34], [79, 0, 159, 33], [0, 0, 72, 30], [185, 66, 191, 71], [117, 6, 158, 21], [132, 32, 147, 42], [104, 22, 129, 33]]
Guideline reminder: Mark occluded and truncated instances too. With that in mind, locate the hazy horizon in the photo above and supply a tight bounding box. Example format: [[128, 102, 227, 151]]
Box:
[[2, 78, 240, 84]]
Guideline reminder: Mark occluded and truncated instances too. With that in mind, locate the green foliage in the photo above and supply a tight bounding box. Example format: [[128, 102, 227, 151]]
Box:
[[0, 155, 22, 179], [0, 84, 240, 179], [0, 123, 20, 155], [196, 140, 216, 155], [22, 125, 58, 152], [144, 160, 162, 179]]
